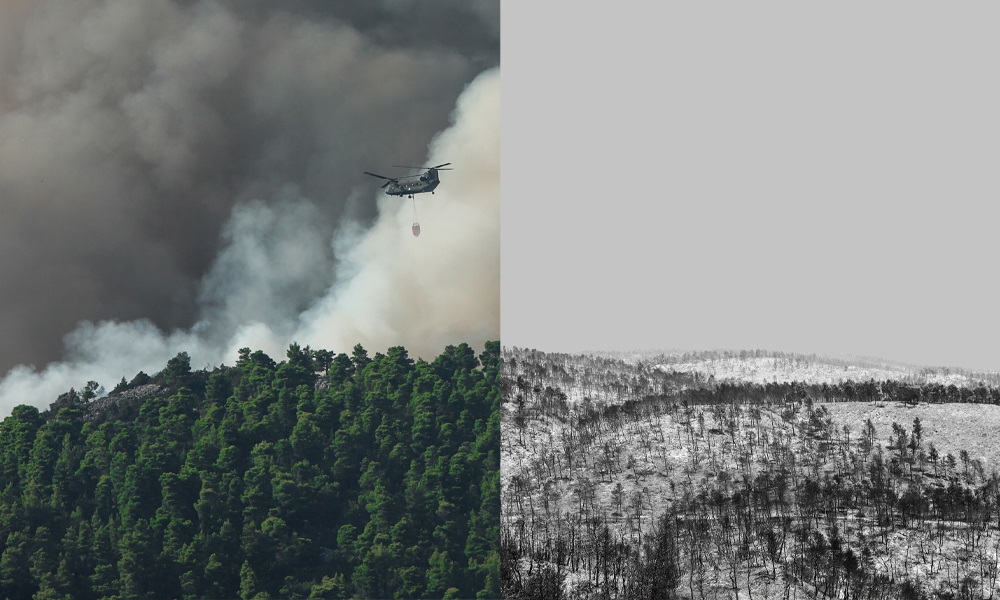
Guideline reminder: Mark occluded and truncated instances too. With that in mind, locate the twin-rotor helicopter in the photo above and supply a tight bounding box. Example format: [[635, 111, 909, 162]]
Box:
[[364, 162, 451, 199], [364, 163, 452, 236]]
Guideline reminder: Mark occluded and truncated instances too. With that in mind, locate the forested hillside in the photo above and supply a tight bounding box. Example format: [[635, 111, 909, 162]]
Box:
[[502, 347, 1000, 599], [0, 341, 500, 600]]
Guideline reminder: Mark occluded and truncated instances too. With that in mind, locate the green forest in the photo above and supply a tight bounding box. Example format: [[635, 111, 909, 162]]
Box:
[[0, 341, 500, 600]]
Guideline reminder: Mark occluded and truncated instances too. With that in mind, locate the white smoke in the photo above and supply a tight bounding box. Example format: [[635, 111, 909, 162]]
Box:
[[0, 66, 499, 415], [0, 0, 496, 374], [292, 68, 501, 357]]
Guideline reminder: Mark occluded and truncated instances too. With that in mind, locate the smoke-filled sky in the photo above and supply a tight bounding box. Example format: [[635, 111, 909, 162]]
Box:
[[502, 3, 1000, 372], [0, 0, 499, 413]]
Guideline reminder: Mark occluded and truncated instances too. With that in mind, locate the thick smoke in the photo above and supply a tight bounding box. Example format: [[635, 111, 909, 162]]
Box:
[[0, 0, 497, 374], [0, 1, 499, 415], [0, 67, 499, 414]]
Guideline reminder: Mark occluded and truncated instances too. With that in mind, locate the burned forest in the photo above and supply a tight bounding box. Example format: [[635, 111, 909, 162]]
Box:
[[501, 347, 1000, 599]]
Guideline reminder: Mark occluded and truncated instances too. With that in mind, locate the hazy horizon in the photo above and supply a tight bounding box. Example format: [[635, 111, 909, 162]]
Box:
[[505, 343, 998, 374]]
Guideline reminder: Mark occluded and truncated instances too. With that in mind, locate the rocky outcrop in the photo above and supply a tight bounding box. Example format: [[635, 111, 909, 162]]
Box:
[[84, 383, 165, 420]]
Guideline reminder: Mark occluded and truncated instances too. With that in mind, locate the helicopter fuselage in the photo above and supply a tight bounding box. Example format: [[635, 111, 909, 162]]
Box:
[[384, 168, 442, 197], [364, 163, 450, 199], [385, 177, 439, 197]]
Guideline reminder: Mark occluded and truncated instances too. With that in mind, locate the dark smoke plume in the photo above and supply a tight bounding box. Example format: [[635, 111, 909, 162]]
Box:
[[0, 0, 499, 412]]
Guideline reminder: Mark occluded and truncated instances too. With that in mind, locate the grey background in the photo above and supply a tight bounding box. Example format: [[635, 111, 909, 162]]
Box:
[[501, 4, 1000, 371]]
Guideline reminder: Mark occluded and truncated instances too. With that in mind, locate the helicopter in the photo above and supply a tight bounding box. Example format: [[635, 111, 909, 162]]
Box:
[[363, 163, 452, 237], [363, 163, 452, 199]]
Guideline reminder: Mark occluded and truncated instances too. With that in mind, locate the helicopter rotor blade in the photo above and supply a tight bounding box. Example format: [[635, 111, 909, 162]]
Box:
[[364, 171, 396, 181], [391, 163, 453, 171]]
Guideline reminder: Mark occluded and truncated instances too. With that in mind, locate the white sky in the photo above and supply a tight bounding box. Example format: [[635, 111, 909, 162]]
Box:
[[501, 3, 1000, 372]]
